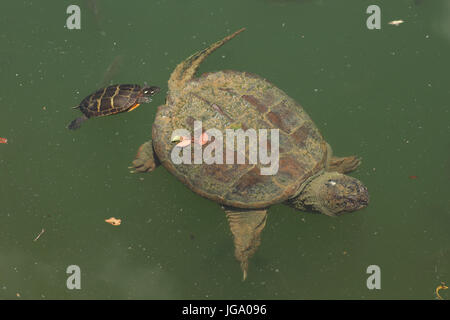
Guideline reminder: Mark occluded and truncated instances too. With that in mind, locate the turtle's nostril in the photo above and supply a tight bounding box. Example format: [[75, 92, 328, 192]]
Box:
[[359, 187, 369, 207]]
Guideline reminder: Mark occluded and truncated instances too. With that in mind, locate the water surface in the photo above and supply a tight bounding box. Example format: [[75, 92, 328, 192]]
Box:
[[0, 0, 449, 299]]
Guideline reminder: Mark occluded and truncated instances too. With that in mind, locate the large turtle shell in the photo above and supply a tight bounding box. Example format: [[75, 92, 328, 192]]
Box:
[[152, 70, 328, 209]]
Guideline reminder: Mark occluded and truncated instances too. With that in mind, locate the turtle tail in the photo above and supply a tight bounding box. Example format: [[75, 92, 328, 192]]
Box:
[[67, 115, 88, 130], [224, 207, 267, 281], [168, 28, 246, 91]]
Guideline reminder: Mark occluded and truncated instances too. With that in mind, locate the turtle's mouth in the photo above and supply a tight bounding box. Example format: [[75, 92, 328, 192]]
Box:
[[341, 183, 369, 213], [356, 184, 369, 206]]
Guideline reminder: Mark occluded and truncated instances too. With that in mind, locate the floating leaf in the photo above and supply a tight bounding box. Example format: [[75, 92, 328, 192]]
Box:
[[388, 20, 404, 26], [436, 282, 448, 300], [176, 137, 192, 148], [105, 217, 121, 226], [198, 132, 209, 145]]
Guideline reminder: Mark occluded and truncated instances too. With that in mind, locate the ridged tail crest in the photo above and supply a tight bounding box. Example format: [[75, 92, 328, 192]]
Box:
[[224, 207, 267, 280], [168, 28, 246, 92]]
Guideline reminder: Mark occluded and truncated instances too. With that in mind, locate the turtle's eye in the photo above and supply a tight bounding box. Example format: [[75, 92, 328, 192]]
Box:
[[144, 86, 160, 95]]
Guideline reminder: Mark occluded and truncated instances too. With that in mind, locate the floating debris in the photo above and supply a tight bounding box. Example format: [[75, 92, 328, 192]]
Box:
[[0, 137, 7, 144], [197, 132, 209, 145], [33, 228, 45, 242], [105, 217, 121, 226], [174, 136, 192, 148], [409, 175, 418, 180], [388, 20, 405, 26], [436, 282, 448, 300], [172, 132, 209, 148]]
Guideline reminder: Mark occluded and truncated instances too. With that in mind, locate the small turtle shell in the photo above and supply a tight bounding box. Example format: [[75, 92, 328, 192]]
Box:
[[79, 84, 143, 118]]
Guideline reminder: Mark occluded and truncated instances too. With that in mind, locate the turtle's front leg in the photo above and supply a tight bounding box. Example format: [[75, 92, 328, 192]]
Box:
[[130, 140, 160, 173], [325, 143, 361, 174], [327, 156, 361, 174]]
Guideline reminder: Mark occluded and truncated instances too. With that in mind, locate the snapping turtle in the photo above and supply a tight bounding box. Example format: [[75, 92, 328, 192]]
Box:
[[132, 28, 369, 279]]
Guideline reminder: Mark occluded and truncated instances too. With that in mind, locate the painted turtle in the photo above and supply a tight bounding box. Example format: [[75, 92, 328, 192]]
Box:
[[67, 84, 160, 130]]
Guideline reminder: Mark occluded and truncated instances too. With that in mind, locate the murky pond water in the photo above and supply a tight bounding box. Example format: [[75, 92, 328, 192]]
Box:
[[0, 0, 449, 299]]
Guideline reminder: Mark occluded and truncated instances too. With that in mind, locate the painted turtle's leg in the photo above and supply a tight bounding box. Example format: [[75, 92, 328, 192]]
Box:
[[130, 140, 160, 173], [67, 115, 88, 130], [127, 103, 141, 112], [223, 206, 268, 281]]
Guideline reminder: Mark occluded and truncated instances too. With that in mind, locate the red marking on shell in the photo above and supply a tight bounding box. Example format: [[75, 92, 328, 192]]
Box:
[[266, 101, 301, 134], [232, 167, 271, 194], [242, 95, 268, 113], [291, 124, 311, 146], [277, 155, 308, 183]]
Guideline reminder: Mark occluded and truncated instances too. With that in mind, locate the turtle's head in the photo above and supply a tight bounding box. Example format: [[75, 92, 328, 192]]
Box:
[[142, 86, 161, 96], [289, 172, 369, 216]]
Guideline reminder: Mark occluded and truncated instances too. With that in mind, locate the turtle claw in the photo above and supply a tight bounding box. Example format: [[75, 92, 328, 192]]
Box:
[[131, 140, 160, 173]]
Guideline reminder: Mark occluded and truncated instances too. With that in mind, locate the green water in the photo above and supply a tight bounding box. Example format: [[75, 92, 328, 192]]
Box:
[[0, 0, 449, 299]]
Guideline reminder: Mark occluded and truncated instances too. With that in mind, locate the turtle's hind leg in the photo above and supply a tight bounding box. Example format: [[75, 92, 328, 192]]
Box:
[[224, 206, 267, 281], [328, 156, 361, 173], [67, 115, 88, 130], [130, 140, 160, 173]]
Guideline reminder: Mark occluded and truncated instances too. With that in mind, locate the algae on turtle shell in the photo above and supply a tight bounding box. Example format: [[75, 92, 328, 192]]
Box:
[[132, 28, 369, 280]]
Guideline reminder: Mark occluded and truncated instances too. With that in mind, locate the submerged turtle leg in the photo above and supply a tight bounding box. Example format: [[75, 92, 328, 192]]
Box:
[[67, 115, 88, 130], [130, 140, 160, 173], [328, 156, 361, 173], [224, 206, 268, 281], [325, 143, 361, 173], [168, 28, 246, 91]]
